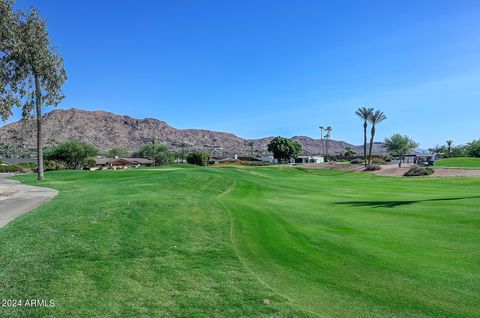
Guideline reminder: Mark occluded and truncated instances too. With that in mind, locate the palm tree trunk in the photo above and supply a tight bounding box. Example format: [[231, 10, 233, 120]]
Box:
[[320, 129, 324, 156], [368, 127, 375, 165], [325, 139, 330, 161], [363, 122, 367, 167], [35, 74, 44, 181]]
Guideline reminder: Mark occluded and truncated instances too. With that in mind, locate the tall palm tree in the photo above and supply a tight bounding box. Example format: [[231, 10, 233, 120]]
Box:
[[367, 110, 387, 164], [355, 107, 374, 167], [319, 126, 325, 156], [325, 126, 332, 161], [446, 140, 453, 157]]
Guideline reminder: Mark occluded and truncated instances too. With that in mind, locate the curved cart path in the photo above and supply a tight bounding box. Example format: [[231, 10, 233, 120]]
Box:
[[0, 176, 58, 227]]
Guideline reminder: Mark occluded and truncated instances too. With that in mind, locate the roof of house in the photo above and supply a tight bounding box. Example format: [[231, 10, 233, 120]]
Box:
[[1, 158, 36, 164], [94, 157, 153, 165]]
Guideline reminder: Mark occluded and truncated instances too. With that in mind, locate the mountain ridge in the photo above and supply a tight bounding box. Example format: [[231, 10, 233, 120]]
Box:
[[0, 108, 385, 156]]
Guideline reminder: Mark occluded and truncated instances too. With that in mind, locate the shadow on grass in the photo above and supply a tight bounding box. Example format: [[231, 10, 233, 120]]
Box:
[[336, 196, 480, 208]]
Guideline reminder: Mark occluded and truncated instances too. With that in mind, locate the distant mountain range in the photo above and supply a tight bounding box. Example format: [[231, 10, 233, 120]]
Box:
[[0, 108, 385, 156]]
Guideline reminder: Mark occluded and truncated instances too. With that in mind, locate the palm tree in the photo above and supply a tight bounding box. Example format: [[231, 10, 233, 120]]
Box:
[[367, 110, 387, 164], [319, 126, 325, 156], [446, 140, 453, 157], [324, 126, 332, 161], [355, 107, 374, 167]]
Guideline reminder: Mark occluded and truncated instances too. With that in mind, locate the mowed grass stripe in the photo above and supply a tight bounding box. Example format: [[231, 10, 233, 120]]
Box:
[[2, 169, 311, 317], [219, 167, 480, 317], [0, 167, 478, 317]]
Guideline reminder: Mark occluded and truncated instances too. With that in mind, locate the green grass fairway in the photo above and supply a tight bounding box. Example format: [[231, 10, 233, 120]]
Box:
[[1, 167, 479, 317], [434, 157, 480, 168]]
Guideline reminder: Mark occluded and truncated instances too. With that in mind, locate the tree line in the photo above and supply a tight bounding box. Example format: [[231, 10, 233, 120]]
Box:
[[40, 139, 211, 169], [428, 140, 480, 158]]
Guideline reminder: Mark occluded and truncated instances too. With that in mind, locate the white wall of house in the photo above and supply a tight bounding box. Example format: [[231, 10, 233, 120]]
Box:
[[310, 156, 324, 163], [260, 156, 277, 164]]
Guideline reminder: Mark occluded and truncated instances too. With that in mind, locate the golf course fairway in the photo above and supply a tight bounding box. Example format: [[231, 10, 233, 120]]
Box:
[[1, 166, 478, 317], [434, 157, 480, 168]]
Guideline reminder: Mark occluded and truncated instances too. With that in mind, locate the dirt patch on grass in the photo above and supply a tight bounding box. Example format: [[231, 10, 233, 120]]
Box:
[[296, 163, 480, 177], [371, 164, 480, 177]]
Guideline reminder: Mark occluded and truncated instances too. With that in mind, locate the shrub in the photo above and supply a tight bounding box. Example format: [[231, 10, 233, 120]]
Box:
[[238, 161, 271, 166], [0, 164, 33, 173], [350, 158, 363, 164], [371, 158, 386, 164], [365, 164, 381, 171], [82, 158, 97, 169], [404, 166, 434, 177], [44, 161, 66, 171], [186, 151, 210, 166]]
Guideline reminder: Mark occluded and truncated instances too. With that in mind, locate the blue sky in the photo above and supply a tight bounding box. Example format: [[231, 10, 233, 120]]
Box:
[[6, 0, 480, 147]]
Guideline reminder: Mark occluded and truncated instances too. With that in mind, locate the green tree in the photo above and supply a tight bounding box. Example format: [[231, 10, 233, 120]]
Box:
[[367, 110, 387, 164], [465, 139, 480, 157], [344, 146, 356, 159], [4, 6, 67, 180], [384, 134, 418, 167], [267, 137, 302, 162], [445, 140, 453, 157], [45, 140, 98, 169], [133, 143, 173, 166], [355, 107, 374, 167], [106, 147, 128, 158], [428, 145, 446, 156], [186, 151, 210, 166], [0, 0, 19, 121]]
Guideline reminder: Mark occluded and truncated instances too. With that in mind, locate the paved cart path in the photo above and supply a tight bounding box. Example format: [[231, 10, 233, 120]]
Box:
[[0, 176, 58, 227]]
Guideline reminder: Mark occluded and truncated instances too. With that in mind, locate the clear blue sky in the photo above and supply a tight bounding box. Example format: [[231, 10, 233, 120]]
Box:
[[7, 0, 480, 147]]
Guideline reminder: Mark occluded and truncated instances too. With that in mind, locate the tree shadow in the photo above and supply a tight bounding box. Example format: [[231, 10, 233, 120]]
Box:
[[335, 196, 480, 208]]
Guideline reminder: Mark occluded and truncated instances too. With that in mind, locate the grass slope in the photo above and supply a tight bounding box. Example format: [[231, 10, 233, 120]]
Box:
[[0, 167, 479, 317], [434, 157, 480, 168]]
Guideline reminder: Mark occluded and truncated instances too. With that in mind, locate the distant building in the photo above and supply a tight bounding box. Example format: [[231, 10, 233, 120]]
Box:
[[93, 157, 153, 169], [260, 155, 277, 164], [294, 156, 324, 164]]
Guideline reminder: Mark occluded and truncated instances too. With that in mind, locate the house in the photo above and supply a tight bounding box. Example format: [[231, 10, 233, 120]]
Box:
[[1, 158, 37, 165], [93, 157, 153, 170], [294, 156, 324, 164]]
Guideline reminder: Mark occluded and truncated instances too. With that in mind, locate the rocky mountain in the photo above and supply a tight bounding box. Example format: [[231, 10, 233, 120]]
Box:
[[0, 108, 385, 157]]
